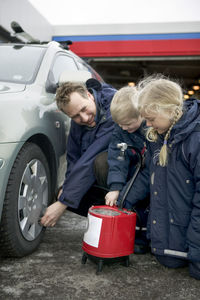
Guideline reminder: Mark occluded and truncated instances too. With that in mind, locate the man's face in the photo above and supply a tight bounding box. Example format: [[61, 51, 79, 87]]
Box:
[[118, 116, 143, 133], [62, 91, 97, 127]]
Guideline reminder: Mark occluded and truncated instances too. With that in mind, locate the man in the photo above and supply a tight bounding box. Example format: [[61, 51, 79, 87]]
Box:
[[40, 78, 116, 227]]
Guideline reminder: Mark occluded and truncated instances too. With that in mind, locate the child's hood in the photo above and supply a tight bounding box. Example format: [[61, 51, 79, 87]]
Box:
[[172, 98, 200, 143]]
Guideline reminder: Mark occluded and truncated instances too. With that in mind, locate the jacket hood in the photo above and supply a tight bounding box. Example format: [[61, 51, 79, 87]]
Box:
[[172, 98, 200, 143], [86, 79, 115, 110], [86, 79, 116, 124]]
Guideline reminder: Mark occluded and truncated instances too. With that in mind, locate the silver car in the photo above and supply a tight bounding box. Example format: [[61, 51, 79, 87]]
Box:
[[0, 41, 102, 257]]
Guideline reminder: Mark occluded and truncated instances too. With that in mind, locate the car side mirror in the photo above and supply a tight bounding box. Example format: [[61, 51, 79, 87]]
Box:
[[45, 70, 92, 94]]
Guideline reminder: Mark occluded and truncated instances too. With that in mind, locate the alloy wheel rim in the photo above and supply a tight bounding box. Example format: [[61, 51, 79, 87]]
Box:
[[18, 159, 48, 241]]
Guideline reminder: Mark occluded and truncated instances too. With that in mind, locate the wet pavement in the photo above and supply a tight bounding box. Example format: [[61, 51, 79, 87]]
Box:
[[0, 210, 199, 300]]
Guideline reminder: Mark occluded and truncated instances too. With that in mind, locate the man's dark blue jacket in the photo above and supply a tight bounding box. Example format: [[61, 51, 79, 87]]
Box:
[[59, 79, 116, 209], [121, 98, 200, 263], [107, 122, 146, 193]]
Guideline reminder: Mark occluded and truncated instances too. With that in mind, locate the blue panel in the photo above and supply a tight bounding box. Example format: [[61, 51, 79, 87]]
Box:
[[53, 32, 200, 42]]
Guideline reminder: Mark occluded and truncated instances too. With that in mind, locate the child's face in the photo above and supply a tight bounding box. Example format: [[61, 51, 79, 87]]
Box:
[[143, 111, 171, 134], [118, 116, 143, 133]]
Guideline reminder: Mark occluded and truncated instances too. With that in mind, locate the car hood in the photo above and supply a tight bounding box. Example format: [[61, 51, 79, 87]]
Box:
[[0, 82, 26, 94]]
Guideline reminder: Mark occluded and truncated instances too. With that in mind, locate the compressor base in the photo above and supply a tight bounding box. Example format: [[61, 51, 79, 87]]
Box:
[[81, 252, 130, 275]]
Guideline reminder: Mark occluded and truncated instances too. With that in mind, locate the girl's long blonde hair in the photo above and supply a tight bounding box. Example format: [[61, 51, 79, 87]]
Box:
[[137, 75, 184, 166]]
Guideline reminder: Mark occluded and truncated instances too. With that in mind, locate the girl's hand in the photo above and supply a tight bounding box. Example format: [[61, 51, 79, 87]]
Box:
[[105, 190, 120, 206]]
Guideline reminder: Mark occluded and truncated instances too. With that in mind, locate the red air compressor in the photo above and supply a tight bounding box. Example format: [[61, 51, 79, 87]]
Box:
[[82, 205, 136, 273], [82, 145, 144, 274]]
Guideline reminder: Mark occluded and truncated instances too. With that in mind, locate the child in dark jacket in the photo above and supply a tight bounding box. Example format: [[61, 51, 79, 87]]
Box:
[[121, 75, 200, 279], [105, 86, 150, 254]]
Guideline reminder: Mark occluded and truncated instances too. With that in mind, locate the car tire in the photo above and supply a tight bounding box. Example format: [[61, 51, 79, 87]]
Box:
[[0, 142, 51, 257]]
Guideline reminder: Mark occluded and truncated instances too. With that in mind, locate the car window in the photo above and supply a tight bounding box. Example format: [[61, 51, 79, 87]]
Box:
[[51, 55, 78, 83], [0, 45, 46, 84]]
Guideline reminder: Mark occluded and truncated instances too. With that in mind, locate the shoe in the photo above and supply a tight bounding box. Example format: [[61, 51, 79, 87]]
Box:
[[189, 262, 200, 280], [134, 244, 150, 254]]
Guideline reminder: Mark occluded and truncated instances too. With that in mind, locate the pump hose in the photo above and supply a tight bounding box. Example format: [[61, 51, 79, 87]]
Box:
[[119, 147, 143, 209]]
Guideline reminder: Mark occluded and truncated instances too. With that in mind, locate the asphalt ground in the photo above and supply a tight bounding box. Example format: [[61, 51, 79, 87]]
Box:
[[0, 210, 199, 300]]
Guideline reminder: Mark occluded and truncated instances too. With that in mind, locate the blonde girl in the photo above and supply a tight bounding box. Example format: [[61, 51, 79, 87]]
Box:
[[121, 75, 200, 280]]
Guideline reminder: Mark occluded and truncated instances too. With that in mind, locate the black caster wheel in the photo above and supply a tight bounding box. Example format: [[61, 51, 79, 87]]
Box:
[[124, 256, 130, 267], [96, 259, 104, 275], [82, 253, 88, 264]]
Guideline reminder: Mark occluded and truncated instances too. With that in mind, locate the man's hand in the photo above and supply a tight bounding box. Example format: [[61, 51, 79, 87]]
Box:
[[105, 190, 119, 207], [40, 201, 67, 227]]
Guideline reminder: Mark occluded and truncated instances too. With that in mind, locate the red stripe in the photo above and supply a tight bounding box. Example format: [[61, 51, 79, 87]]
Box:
[[131, 146, 146, 156], [70, 39, 200, 57]]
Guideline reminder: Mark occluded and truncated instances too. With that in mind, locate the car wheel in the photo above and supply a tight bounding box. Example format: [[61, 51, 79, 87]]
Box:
[[0, 142, 51, 257]]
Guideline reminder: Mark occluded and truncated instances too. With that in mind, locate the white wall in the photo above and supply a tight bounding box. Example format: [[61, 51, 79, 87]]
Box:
[[53, 21, 200, 36], [0, 0, 52, 42], [29, 0, 200, 26]]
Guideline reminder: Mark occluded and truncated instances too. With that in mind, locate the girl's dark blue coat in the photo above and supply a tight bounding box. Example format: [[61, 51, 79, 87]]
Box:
[[59, 80, 116, 209], [121, 99, 200, 263]]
